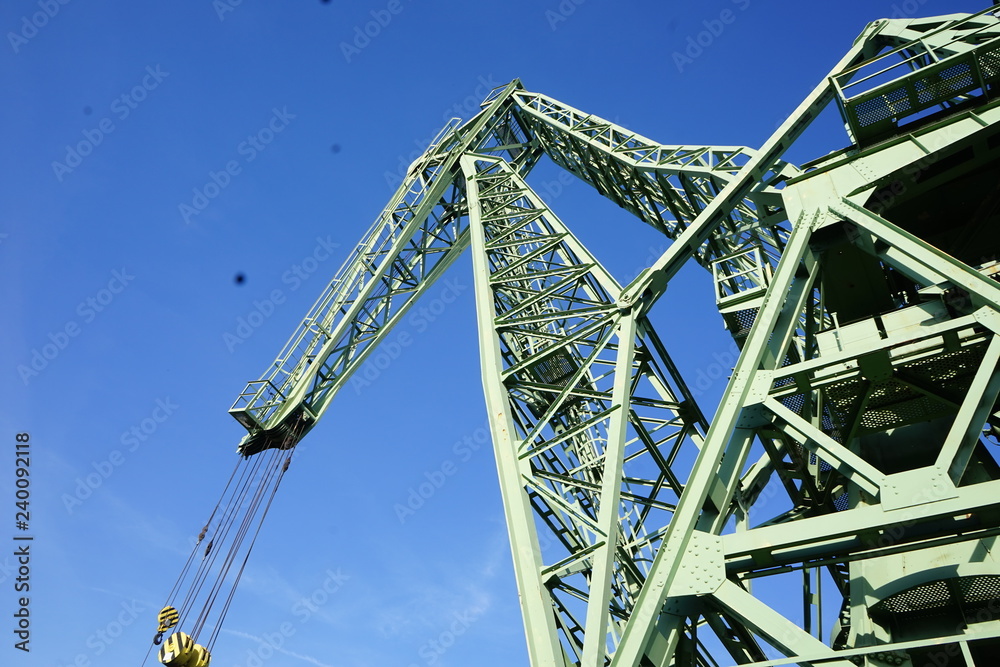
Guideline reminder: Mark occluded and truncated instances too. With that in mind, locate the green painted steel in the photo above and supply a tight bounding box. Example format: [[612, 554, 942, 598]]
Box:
[[216, 7, 1000, 666]]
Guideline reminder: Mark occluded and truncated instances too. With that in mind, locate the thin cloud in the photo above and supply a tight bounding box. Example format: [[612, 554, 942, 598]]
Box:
[[224, 628, 340, 667]]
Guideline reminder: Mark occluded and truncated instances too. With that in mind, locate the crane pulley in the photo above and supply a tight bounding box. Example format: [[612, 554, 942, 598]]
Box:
[[158, 631, 210, 667]]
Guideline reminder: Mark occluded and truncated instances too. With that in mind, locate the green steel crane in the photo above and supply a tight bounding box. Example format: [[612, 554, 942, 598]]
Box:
[[151, 7, 1000, 667]]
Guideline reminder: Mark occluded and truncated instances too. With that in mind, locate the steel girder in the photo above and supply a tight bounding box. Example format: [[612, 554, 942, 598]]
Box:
[[609, 9, 1000, 667], [226, 76, 776, 456], [228, 83, 530, 454], [219, 6, 1000, 667], [463, 153, 713, 665]]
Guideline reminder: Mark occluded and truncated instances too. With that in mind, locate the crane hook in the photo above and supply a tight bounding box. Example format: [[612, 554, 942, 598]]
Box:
[[153, 605, 179, 646]]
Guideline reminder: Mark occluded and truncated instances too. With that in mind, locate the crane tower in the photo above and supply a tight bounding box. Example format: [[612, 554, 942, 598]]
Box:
[[154, 7, 1000, 667]]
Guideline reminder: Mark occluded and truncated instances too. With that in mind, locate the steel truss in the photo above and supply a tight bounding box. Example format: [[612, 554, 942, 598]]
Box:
[[218, 6, 1000, 666]]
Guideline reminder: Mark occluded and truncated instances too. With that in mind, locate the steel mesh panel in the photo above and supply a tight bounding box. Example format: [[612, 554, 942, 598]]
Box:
[[871, 576, 1000, 625], [724, 307, 759, 340], [873, 579, 951, 617], [860, 380, 938, 430], [773, 375, 795, 390], [531, 351, 576, 385], [959, 575, 1000, 605], [825, 376, 865, 430], [779, 392, 805, 415], [915, 62, 975, 105], [855, 87, 910, 127], [902, 345, 983, 388], [978, 43, 1000, 79], [825, 344, 984, 434], [832, 492, 850, 511], [820, 409, 840, 439]]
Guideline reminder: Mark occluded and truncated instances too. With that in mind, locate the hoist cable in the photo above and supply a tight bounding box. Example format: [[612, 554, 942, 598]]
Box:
[[206, 452, 294, 650], [163, 456, 244, 608], [145, 454, 251, 667], [180, 446, 274, 631], [139, 635, 158, 667], [191, 446, 283, 640], [198, 422, 304, 646], [149, 416, 305, 666], [177, 448, 267, 627]]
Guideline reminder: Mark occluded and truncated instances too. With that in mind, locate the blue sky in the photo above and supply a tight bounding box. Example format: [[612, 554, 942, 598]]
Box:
[[1, 1, 989, 666]]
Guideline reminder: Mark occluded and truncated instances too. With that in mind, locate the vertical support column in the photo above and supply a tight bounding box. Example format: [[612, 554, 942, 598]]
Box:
[[463, 154, 566, 667], [612, 212, 822, 667], [581, 315, 637, 666]]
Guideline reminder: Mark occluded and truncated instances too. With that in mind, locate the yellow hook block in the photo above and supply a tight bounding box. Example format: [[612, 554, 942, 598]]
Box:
[[157, 606, 180, 633], [158, 631, 212, 666]]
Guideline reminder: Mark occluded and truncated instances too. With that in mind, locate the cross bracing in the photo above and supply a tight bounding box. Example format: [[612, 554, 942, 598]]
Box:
[[160, 6, 1000, 667]]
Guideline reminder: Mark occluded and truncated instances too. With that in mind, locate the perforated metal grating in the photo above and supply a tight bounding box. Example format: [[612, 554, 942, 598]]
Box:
[[959, 575, 1000, 606], [979, 43, 1000, 79], [859, 381, 940, 430], [779, 391, 805, 415], [824, 376, 865, 430], [724, 307, 758, 340], [832, 492, 850, 511], [823, 343, 985, 435], [873, 579, 950, 617], [870, 575, 1000, 625], [530, 351, 576, 385], [902, 346, 981, 388], [914, 62, 974, 105], [855, 87, 910, 128]]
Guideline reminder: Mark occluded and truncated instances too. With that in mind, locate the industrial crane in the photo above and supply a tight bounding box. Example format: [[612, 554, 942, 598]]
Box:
[[147, 7, 1000, 666]]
